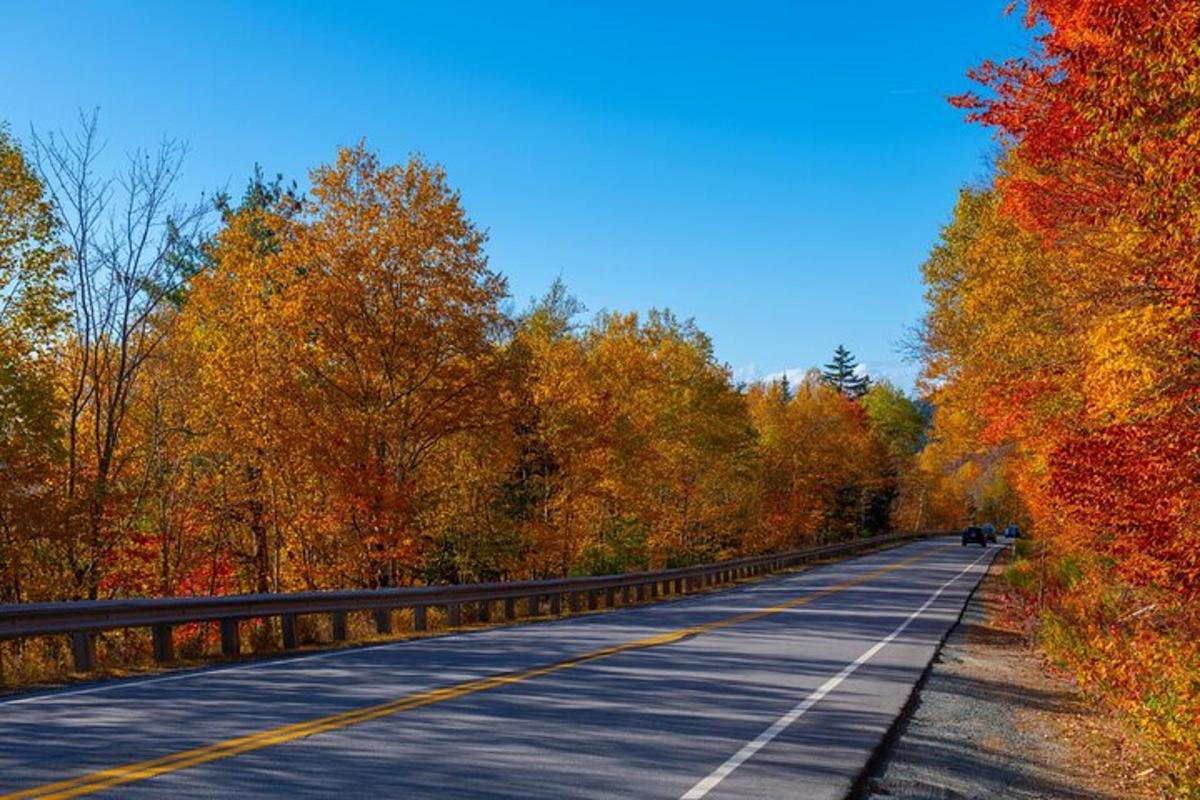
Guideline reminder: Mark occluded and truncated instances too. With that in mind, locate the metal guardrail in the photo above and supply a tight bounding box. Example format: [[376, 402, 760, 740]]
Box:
[[0, 531, 942, 673]]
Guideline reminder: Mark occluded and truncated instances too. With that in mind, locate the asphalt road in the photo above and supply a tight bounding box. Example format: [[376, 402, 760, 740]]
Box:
[[0, 537, 999, 800]]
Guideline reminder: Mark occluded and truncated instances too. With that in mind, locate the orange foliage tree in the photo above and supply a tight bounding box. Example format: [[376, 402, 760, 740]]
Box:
[[929, 1, 1200, 789]]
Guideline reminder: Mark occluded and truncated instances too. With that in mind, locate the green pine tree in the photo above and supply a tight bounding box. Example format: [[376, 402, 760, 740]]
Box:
[[821, 345, 871, 398]]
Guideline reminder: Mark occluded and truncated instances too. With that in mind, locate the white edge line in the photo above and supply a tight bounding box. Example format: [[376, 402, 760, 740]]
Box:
[[0, 539, 951, 708], [679, 546, 994, 800]]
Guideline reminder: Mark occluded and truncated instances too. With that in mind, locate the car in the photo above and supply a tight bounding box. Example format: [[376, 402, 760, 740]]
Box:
[[961, 526, 987, 547], [1004, 525, 1022, 539], [982, 523, 997, 543]]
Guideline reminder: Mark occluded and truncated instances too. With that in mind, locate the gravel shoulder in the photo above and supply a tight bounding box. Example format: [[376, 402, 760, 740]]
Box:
[[860, 546, 1161, 800]]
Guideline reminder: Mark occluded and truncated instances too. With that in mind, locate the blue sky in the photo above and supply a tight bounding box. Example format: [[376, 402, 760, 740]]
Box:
[[2, 2, 1030, 389]]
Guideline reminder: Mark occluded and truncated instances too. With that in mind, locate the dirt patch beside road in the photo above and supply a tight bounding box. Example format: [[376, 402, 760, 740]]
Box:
[[861, 547, 1161, 800]]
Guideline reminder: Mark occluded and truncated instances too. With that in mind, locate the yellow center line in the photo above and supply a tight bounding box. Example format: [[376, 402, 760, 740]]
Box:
[[2, 547, 933, 800]]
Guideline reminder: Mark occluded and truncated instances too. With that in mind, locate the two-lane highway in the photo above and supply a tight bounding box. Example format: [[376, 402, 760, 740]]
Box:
[[0, 538, 998, 799]]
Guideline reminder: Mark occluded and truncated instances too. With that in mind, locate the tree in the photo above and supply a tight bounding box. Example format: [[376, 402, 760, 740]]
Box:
[[281, 145, 510, 588], [747, 371, 889, 546], [949, 2, 1200, 594], [933, 6, 1200, 785], [175, 171, 304, 595], [32, 111, 208, 599], [0, 127, 66, 603], [862, 382, 927, 463], [862, 382, 930, 529], [821, 345, 870, 398]]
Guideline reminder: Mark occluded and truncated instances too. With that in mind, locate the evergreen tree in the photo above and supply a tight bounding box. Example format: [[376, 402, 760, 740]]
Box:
[[821, 345, 870, 398], [776, 372, 793, 402]]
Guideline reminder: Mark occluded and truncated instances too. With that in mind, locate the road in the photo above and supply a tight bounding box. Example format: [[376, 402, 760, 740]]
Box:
[[0, 537, 998, 800]]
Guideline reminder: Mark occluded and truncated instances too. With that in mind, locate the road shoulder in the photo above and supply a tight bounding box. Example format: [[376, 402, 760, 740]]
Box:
[[860, 546, 1160, 800]]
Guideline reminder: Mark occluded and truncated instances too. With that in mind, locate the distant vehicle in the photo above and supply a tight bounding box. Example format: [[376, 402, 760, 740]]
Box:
[[1004, 525, 1022, 539], [981, 523, 997, 543], [961, 526, 987, 547]]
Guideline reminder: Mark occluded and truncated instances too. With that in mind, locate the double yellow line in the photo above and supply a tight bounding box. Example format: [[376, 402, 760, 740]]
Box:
[[2, 548, 930, 799]]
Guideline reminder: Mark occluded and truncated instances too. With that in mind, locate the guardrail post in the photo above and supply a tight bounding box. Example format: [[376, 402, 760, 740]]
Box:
[[220, 619, 240, 656], [447, 603, 461, 627], [649, 581, 658, 599], [331, 611, 348, 642], [504, 597, 516, 621], [587, 589, 599, 610], [621, 585, 632, 604], [635, 584, 646, 602], [413, 605, 427, 631], [674, 577, 684, 594], [70, 632, 96, 672], [373, 609, 393, 635], [478, 601, 491, 623], [152, 623, 173, 662], [281, 613, 298, 650], [526, 595, 539, 616], [549, 593, 561, 615]]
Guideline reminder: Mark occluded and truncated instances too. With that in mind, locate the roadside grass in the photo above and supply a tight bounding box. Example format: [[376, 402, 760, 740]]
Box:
[[1002, 540, 1199, 798]]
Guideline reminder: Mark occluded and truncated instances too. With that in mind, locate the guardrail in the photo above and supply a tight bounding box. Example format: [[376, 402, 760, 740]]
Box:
[[0, 531, 943, 674]]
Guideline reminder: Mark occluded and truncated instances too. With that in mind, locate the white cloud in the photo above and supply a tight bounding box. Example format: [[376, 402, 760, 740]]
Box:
[[761, 366, 811, 386], [731, 363, 760, 384]]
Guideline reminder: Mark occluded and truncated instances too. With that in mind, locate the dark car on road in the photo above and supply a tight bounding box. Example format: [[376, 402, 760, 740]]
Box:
[[1004, 525, 1022, 539], [982, 523, 997, 543], [961, 526, 987, 547]]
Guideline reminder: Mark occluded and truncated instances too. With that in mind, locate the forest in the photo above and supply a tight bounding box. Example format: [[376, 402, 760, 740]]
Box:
[[0, 121, 972, 621], [924, 0, 1200, 791]]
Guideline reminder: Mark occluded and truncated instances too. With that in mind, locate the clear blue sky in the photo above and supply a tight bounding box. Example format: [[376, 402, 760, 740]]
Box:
[[2, 2, 1030, 389]]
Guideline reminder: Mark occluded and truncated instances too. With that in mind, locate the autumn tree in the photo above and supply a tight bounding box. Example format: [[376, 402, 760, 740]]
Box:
[[952, 2, 1200, 591], [31, 111, 208, 599], [0, 128, 66, 603], [936, 2, 1200, 788], [281, 145, 510, 588], [747, 371, 888, 547], [170, 172, 304, 595], [584, 309, 761, 567]]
